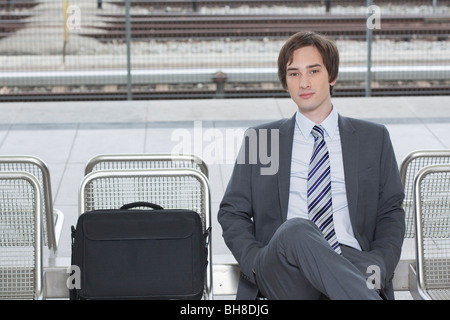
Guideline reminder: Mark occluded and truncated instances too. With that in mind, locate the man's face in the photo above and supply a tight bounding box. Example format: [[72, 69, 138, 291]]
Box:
[[285, 45, 336, 122]]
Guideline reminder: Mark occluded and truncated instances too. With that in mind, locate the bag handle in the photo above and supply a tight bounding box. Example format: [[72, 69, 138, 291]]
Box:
[[120, 202, 164, 210]]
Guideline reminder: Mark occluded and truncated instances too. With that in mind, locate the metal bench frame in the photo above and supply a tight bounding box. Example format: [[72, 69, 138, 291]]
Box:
[[413, 164, 450, 300], [84, 153, 209, 178], [0, 155, 64, 253], [400, 150, 450, 238], [0, 171, 43, 299]]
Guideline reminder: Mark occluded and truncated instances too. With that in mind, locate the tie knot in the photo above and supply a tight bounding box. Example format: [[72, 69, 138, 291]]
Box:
[[311, 125, 325, 140]]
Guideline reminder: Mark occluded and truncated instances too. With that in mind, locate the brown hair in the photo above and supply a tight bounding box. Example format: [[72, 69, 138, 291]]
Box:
[[278, 31, 339, 95]]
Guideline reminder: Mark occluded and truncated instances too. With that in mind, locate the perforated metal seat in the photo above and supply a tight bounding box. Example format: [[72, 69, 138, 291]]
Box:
[[413, 164, 450, 300], [0, 155, 64, 253], [79, 168, 213, 299], [400, 150, 450, 238], [0, 172, 43, 299]]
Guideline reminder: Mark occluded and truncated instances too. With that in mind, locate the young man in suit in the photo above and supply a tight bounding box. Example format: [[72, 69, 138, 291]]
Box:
[[218, 31, 405, 300]]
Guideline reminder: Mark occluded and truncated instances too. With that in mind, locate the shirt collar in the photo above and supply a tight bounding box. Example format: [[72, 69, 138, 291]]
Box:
[[295, 105, 338, 140]]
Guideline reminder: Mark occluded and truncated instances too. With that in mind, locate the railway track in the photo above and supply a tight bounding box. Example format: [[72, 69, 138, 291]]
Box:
[[81, 13, 450, 41], [1, 1, 449, 42], [2, 85, 449, 102], [0, 0, 38, 10], [106, 0, 450, 10], [0, 13, 31, 39]]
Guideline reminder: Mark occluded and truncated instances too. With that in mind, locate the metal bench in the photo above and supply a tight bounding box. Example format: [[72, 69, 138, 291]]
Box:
[[410, 164, 450, 300], [0, 155, 64, 253], [400, 150, 450, 239], [0, 172, 43, 299]]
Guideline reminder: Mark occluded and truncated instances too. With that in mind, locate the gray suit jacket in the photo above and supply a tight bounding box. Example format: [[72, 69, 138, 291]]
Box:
[[218, 113, 405, 300]]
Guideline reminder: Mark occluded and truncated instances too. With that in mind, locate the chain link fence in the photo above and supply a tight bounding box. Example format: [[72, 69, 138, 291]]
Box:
[[0, 0, 449, 101]]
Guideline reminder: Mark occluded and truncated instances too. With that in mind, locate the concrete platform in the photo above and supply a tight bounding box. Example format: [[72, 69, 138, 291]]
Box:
[[1, 95, 449, 299]]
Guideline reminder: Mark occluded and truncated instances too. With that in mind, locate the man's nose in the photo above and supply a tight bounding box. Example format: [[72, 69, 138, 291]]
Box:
[[299, 75, 311, 88]]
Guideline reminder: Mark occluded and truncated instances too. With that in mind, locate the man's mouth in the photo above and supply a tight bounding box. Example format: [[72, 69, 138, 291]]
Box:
[[298, 92, 315, 99]]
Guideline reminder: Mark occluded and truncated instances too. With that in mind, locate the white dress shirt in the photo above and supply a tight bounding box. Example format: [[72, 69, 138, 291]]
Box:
[[286, 107, 362, 250]]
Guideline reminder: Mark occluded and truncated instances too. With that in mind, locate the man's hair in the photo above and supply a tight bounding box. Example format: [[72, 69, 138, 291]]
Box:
[[278, 31, 339, 95]]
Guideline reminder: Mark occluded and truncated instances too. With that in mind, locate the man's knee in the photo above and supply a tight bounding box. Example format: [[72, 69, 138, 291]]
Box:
[[275, 218, 320, 248], [281, 218, 318, 236]]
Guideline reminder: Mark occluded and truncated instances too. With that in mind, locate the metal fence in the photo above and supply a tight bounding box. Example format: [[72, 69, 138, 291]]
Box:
[[0, 0, 449, 101]]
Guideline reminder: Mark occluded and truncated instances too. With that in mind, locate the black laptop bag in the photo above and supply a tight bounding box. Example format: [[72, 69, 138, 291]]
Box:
[[69, 202, 209, 300]]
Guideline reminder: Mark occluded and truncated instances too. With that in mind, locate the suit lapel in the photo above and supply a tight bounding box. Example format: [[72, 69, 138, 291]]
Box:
[[278, 114, 296, 221], [338, 115, 360, 234]]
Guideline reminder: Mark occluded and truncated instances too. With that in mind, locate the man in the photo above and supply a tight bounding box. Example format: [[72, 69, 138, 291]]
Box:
[[218, 31, 405, 300]]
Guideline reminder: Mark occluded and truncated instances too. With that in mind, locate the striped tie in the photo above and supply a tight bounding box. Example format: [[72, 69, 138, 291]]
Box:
[[307, 125, 342, 255]]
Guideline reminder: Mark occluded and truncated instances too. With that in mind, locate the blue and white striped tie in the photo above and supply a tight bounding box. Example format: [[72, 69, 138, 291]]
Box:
[[307, 125, 342, 255]]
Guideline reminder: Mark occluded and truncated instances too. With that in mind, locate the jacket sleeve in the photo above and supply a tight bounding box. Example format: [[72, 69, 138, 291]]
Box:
[[217, 129, 261, 283], [370, 126, 406, 286]]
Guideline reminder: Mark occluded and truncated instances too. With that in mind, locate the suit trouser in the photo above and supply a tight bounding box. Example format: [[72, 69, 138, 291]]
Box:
[[253, 218, 383, 300]]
